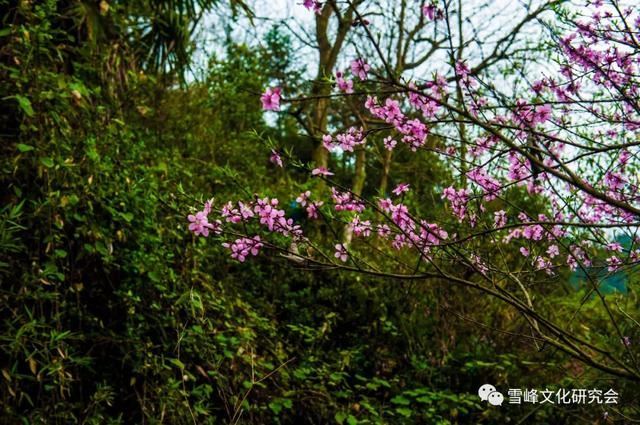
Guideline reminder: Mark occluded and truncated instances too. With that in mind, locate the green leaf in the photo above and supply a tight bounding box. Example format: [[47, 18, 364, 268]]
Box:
[[17, 143, 34, 152], [40, 157, 54, 168], [15, 95, 34, 117], [335, 412, 346, 424], [120, 212, 134, 223], [416, 395, 433, 404], [346, 415, 358, 425], [268, 401, 282, 415], [168, 358, 185, 369], [395, 407, 412, 417], [373, 377, 391, 388], [95, 241, 108, 256], [390, 395, 411, 405], [51, 330, 71, 342]]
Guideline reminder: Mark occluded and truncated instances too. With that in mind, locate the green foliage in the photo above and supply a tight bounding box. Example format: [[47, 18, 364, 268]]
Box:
[[0, 2, 638, 424]]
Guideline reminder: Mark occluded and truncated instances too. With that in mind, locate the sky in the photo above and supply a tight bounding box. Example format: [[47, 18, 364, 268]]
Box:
[[194, 0, 554, 83]]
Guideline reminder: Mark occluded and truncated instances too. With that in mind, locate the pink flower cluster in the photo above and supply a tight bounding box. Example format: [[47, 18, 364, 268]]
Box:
[[188, 196, 310, 262], [297, 190, 324, 220], [507, 151, 532, 182], [254, 197, 302, 237], [261, 87, 281, 111], [422, 4, 443, 20], [334, 243, 349, 262], [222, 236, 263, 262], [441, 186, 472, 222], [350, 216, 372, 237], [332, 188, 365, 213], [351, 58, 370, 81], [466, 168, 501, 201], [336, 71, 354, 94], [270, 150, 283, 167], [222, 5, 640, 279], [392, 183, 410, 196], [377, 198, 449, 254], [187, 200, 222, 237], [511, 100, 552, 128], [322, 127, 365, 152], [365, 96, 429, 151], [302, 0, 321, 14]]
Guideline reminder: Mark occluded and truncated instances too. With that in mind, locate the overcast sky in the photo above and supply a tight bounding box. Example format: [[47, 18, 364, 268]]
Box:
[[194, 0, 555, 83]]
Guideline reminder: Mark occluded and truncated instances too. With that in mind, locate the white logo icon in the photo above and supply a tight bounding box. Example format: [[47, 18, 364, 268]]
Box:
[[478, 384, 497, 401], [479, 384, 503, 406], [488, 391, 504, 406]]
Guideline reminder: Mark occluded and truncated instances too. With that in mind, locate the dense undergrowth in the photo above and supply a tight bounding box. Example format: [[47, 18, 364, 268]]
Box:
[[0, 1, 638, 424]]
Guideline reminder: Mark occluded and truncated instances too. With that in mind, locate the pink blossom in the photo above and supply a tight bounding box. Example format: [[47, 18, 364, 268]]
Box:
[[383, 136, 397, 150], [533, 256, 554, 274], [466, 167, 501, 201], [270, 150, 283, 167], [322, 134, 333, 150], [606, 242, 623, 252], [306, 201, 323, 219], [421, 100, 440, 119], [254, 197, 286, 231], [507, 151, 532, 182], [350, 216, 372, 237], [296, 190, 311, 206], [302, 0, 322, 13], [188, 211, 215, 237], [332, 188, 365, 212], [419, 221, 448, 245], [389, 202, 413, 231], [441, 186, 472, 221], [238, 201, 254, 220], [619, 150, 631, 167], [329, 127, 365, 152], [188, 199, 222, 237], [377, 224, 391, 238], [520, 247, 530, 257], [604, 171, 625, 191], [422, 4, 436, 20], [512, 100, 552, 127], [378, 198, 393, 212], [261, 87, 281, 111], [203, 199, 213, 215], [222, 236, 263, 262], [567, 255, 578, 271], [221, 201, 242, 223], [336, 71, 354, 93], [522, 224, 545, 240], [455, 60, 470, 78], [534, 104, 552, 124], [494, 210, 507, 228], [311, 167, 334, 177], [470, 254, 489, 276], [392, 183, 410, 196], [334, 243, 349, 262], [547, 244, 560, 258], [607, 256, 622, 272], [351, 58, 370, 81]]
